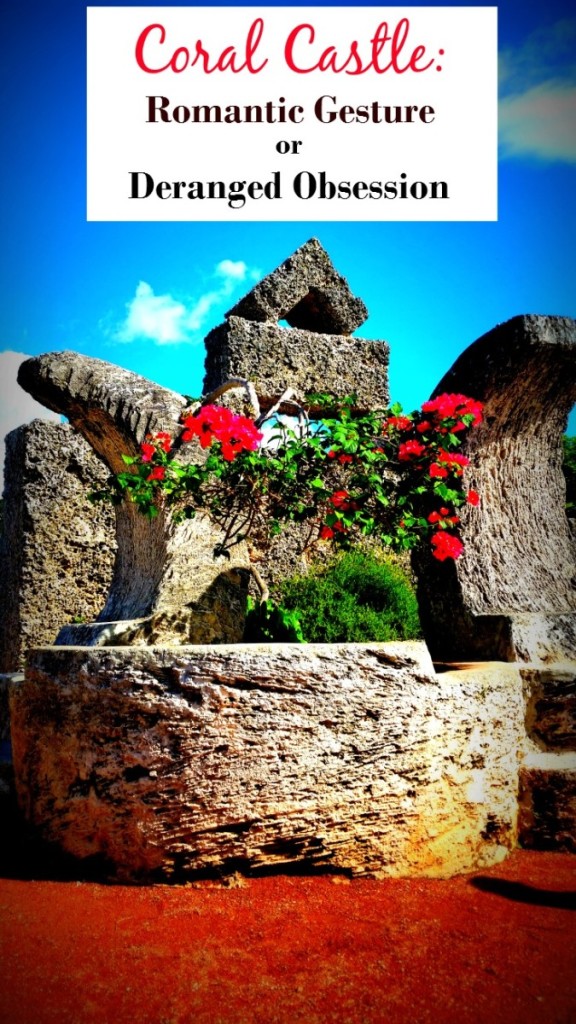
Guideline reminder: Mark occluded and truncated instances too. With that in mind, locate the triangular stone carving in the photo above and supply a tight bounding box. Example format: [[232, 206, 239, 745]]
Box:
[[226, 237, 368, 335]]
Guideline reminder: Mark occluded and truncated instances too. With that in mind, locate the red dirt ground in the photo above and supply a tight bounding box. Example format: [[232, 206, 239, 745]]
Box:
[[1, 850, 575, 1024]]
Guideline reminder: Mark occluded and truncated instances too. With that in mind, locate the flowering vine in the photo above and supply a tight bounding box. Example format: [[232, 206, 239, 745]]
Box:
[[91, 388, 483, 563]]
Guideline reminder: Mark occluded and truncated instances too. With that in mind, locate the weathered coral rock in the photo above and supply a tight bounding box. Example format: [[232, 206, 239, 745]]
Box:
[[518, 757, 576, 852], [0, 421, 116, 670], [227, 237, 368, 334], [523, 666, 576, 751], [413, 314, 576, 663], [17, 352, 250, 645], [10, 645, 524, 881], [204, 318, 389, 413]]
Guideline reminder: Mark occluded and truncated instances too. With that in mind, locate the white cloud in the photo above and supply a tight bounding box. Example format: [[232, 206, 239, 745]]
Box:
[[500, 83, 576, 162], [500, 19, 576, 164], [113, 259, 260, 345], [0, 350, 61, 487]]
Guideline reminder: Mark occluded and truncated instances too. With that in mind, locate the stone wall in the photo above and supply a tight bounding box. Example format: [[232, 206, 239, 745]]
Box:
[[0, 421, 116, 671]]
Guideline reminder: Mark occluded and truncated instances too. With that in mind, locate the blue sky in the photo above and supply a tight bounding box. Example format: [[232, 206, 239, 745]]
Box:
[[1, 0, 575, 466]]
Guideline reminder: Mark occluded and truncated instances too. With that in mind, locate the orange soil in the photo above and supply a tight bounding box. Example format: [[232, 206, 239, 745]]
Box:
[[1, 851, 575, 1024]]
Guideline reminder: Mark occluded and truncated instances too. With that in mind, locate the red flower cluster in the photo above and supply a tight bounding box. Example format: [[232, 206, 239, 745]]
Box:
[[330, 490, 357, 511], [429, 449, 470, 479], [181, 405, 263, 461], [431, 531, 464, 561], [147, 466, 166, 482], [140, 431, 172, 462], [327, 450, 353, 464], [398, 440, 426, 461], [319, 520, 346, 540], [385, 415, 413, 432], [422, 393, 483, 430], [428, 507, 459, 526]]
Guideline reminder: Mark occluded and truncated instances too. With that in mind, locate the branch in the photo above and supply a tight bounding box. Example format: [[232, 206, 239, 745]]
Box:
[[201, 378, 260, 419], [250, 563, 270, 603], [256, 388, 309, 438]]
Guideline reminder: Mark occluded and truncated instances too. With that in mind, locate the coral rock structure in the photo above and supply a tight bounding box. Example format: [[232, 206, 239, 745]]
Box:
[[413, 314, 576, 664], [10, 643, 523, 881], [16, 352, 251, 647], [204, 238, 389, 413], [0, 421, 116, 670]]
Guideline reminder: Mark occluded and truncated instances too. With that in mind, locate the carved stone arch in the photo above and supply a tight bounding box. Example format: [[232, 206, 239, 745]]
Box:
[[413, 314, 576, 663], [17, 351, 251, 645]]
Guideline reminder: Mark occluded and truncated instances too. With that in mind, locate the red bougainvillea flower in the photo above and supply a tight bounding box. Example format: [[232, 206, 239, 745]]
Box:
[[147, 466, 166, 482], [416, 420, 432, 434], [180, 405, 263, 458], [428, 508, 460, 526], [421, 393, 483, 427], [140, 442, 156, 463], [319, 525, 334, 540], [467, 489, 480, 506], [431, 531, 465, 561], [154, 432, 172, 453], [330, 490, 352, 510], [429, 449, 471, 478], [338, 453, 353, 465], [398, 440, 426, 461], [385, 415, 413, 431]]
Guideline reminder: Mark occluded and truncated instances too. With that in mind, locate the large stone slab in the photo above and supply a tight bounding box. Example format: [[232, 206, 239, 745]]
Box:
[[0, 421, 116, 670], [226, 237, 368, 334], [10, 645, 523, 882], [204, 317, 389, 413]]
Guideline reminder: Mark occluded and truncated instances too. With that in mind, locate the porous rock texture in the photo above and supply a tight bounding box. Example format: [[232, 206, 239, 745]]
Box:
[[226, 237, 368, 334], [16, 352, 250, 646], [413, 314, 576, 663], [204, 317, 389, 414], [0, 421, 116, 670], [9, 644, 524, 881], [518, 660, 576, 851]]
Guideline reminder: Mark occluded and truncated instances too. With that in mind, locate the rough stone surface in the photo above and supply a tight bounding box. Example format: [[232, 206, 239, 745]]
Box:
[[226, 238, 368, 335], [17, 352, 250, 645], [0, 421, 116, 671], [523, 666, 576, 750], [10, 645, 524, 882], [204, 318, 389, 413], [518, 758, 576, 852], [413, 314, 576, 662]]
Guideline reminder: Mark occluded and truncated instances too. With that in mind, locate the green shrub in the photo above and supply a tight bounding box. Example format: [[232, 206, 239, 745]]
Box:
[[275, 548, 421, 643]]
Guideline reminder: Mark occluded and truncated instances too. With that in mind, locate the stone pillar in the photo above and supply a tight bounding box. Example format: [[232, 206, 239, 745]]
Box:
[[413, 314, 576, 664], [204, 238, 390, 413], [0, 421, 115, 671]]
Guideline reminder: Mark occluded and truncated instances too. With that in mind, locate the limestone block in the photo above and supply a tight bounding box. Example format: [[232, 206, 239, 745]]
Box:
[[10, 646, 523, 882], [414, 314, 576, 662], [523, 666, 576, 750], [204, 318, 389, 412], [226, 238, 368, 334], [0, 421, 116, 670], [16, 352, 250, 645], [518, 755, 576, 852]]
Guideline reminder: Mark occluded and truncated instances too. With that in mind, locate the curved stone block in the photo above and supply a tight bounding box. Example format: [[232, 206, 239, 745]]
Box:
[[10, 644, 524, 881], [413, 315, 576, 662], [17, 352, 250, 644]]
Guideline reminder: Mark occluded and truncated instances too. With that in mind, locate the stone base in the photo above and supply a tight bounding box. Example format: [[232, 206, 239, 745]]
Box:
[[10, 645, 524, 882], [519, 757, 576, 852]]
